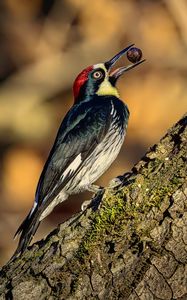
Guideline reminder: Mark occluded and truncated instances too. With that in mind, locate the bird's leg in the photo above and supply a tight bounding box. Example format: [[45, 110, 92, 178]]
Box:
[[81, 199, 93, 211], [81, 184, 104, 211], [87, 184, 103, 193], [108, 172, 133, 190]]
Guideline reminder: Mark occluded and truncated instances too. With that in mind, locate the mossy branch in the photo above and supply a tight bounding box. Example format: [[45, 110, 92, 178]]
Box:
[[0, 114, 187, 300]]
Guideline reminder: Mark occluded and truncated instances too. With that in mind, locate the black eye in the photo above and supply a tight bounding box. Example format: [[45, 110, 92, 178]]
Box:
[[92, 70, 104, 80]]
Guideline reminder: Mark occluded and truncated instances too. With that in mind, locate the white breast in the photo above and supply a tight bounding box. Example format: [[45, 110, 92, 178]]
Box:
[[73, 119, 125, 191]]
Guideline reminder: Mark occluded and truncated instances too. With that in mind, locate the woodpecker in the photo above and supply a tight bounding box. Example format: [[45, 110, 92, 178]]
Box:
[[12, 45, 145, 259]]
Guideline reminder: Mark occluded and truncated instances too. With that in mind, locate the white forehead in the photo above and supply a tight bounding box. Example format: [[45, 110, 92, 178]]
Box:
[[93, 63, 107, 73]]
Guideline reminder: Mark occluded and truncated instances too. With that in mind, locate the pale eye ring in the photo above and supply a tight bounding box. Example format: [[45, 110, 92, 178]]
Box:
[[92, 70, 103, 79]]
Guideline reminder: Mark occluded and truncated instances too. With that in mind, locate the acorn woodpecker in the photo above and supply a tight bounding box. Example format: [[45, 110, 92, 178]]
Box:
[[12, 45, 145, 259]]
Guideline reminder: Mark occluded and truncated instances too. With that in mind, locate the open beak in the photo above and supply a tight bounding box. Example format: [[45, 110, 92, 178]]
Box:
[[105, 44, 145, 85]]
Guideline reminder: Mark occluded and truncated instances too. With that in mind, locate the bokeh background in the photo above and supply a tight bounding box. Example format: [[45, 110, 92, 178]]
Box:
[[0, 0, 186, 265]]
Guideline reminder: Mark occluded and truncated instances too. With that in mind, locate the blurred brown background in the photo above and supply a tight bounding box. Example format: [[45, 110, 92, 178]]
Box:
[[0, 0, 186, 265]]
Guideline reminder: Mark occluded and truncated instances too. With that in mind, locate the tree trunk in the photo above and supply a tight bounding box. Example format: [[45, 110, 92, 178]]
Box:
[[0, 114, 187, 300]]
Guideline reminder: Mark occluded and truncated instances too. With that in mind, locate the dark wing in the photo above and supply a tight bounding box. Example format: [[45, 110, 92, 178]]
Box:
[[35, 99, 113, 209]]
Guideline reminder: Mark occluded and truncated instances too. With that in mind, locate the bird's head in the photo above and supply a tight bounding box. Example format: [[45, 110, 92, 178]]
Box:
[[73, 44, 145, 103]]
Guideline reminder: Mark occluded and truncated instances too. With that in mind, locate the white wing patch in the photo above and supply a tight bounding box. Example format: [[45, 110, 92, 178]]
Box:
[[61, 153, 82, 180], [29, 201, 37, 218]]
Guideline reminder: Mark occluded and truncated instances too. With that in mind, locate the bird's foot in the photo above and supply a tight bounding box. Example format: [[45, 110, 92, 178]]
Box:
[[81, 185, 104, 211], [87, 184, 103, 193], [81, 199, 92, 211], [108, 172, 133, 190]]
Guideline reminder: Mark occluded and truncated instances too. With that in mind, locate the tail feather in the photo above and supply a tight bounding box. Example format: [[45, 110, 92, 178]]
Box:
[[11, 210, 41, 261], [14, 213, 31, 239], [11, 192, 68, 262]]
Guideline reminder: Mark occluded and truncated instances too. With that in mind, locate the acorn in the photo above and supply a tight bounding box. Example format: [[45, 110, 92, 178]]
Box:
[[127, 47, 142, 63]]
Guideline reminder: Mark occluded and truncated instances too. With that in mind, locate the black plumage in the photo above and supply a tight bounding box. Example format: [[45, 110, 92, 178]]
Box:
[[12, 45, 144, 260]]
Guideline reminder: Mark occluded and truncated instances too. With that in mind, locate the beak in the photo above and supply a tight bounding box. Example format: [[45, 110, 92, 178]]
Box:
[[105, 44, 145, 85]]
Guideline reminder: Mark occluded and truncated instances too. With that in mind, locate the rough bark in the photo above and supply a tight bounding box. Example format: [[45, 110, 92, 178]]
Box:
[[0, 114, 187, 300]]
